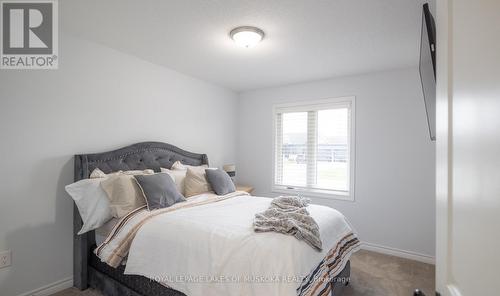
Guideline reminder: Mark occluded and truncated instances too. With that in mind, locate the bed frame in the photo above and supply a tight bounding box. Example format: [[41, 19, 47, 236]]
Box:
[[73, 142, 350, 296]]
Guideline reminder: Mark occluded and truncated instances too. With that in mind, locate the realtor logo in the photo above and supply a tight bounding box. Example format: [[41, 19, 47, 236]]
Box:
[[1, 0, 58, 69]]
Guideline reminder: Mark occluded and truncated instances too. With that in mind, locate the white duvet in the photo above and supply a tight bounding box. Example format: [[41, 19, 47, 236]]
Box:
[[123, 193, 357, 296]]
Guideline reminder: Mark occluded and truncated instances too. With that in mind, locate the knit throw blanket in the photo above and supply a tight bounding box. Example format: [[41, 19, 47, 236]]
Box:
[[254, 196, 322, 251]]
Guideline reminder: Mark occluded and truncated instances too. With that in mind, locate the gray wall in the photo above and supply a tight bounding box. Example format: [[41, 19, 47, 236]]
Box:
[[236, 68, 436, 258], [0, 34, 237, 296]]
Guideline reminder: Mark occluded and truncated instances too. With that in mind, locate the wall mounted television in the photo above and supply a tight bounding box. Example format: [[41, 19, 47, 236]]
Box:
[[419, 3, 436, 141]]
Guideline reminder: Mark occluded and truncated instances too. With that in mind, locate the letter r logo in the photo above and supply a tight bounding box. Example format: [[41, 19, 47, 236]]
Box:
[[2, 2, 53, 54]]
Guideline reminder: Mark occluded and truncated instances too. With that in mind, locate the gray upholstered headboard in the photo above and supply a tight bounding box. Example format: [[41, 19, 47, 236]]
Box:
[[74, 141, 209, 181], [73, 142, 208, 289]]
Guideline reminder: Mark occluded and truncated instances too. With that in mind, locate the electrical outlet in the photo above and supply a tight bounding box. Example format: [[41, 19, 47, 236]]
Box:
[[0, 250, 11, 269]]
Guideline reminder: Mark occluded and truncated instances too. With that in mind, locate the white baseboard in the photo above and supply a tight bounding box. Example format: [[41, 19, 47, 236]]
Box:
[[17, 277, 73, 296], [361, 241, 435, 265]]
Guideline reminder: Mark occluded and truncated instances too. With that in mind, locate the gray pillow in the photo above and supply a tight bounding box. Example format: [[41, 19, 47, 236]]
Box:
[[134, 173, 185, 210], [205, 169, 236, 195]]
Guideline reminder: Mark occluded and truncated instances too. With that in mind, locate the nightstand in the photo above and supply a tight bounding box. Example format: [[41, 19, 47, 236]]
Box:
[[236, 185, 254, 194]]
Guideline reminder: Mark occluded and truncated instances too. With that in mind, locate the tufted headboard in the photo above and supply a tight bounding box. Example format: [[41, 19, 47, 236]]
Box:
[[74, 141, 209, 181], [73, 142, 208, 289]]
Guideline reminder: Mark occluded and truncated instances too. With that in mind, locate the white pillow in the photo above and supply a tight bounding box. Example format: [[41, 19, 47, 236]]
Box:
[[90, 168, 110, 179], [171, 160, 208, 171], [170, 161, 185, 170], [90, 168, 154, 179], [65, 178, 113, 235]]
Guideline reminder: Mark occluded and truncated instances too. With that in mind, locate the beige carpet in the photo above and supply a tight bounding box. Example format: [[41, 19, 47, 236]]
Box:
[[52, 250, 434, 296], [344, 250, 434, 296]]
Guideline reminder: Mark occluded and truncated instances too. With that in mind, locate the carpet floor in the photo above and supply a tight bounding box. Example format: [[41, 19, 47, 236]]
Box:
[[52, 250, 435, 296]]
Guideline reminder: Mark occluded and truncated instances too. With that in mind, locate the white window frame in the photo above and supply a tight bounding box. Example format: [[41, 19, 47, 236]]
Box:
[[272, 96, 356, 201]]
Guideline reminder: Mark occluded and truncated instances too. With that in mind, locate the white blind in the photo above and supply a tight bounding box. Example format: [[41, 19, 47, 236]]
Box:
[[274, 101, 351, 193]]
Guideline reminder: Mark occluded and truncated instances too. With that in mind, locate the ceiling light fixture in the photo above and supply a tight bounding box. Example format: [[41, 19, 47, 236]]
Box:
[[230, 26, 265, 48]]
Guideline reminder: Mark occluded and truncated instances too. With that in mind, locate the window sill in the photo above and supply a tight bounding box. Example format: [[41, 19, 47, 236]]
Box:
[[272, 186, 354, 202]]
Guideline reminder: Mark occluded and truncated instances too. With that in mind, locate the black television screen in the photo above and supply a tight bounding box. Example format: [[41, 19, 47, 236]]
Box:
[[419, 3, 436, 141]]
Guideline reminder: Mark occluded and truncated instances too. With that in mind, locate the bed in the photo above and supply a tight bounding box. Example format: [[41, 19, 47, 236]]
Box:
[[73, 142, 359, 296]]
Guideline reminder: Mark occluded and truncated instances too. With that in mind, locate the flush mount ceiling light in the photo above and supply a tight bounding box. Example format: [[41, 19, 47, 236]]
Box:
[[230, 26, 265, 48]]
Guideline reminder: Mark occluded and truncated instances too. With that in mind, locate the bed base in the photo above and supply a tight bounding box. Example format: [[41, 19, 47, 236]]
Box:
[[89, 250, 350, 296], [331, 260, 350, 296], [89, 245, 350, 296], [89, 249, 183, 296]]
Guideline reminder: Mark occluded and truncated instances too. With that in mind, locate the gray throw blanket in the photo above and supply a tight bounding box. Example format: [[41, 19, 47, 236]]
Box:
[[254, 196, 322, 251]]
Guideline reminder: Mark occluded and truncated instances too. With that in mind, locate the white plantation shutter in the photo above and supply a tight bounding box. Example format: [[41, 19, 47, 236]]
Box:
[[306, 111, 318, 187], [275, 112, 283, 185], [273, 97, 355, 199]]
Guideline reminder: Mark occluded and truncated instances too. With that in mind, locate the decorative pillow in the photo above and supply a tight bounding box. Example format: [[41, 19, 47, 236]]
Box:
[[134, 173, 186, 210], [184, 167, 214, 197], [170, 161, 186, 170], [90, 168, 154, 179], [100, 174, 147, 218], [171, 160, 208, 171], [90, 168, 109, 178], [205, 169, 236, 195], [65, 178, 113, 235], [160, 168, 186, 195], [124, 169, 155, 175]]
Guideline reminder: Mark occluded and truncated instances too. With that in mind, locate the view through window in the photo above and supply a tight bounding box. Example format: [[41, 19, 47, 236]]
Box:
[[274, 98, 354, 198]]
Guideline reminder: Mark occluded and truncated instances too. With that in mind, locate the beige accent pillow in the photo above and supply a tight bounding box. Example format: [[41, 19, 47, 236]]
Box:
[[90, 168, 154, 179], [100, 174, 146, 218], [184, 167, 213, 197], [162, 162, 208, 196], [160, 168, 186, 195]]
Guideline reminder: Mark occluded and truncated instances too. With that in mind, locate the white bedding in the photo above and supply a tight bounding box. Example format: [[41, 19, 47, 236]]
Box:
[[122, 193, 358, 296]]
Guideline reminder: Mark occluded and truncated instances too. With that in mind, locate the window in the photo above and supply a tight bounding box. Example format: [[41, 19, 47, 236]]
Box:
[[273, 97, 355, 200]]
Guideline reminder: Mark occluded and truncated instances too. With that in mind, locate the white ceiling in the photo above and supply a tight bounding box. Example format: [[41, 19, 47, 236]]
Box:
[[62, 0, 431, 92]]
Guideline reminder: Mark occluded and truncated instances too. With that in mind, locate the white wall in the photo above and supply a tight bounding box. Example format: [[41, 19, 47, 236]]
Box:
[[236, 68, 435, 258], [0, 33, 435, 296], [0, 34, 237, 296]]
